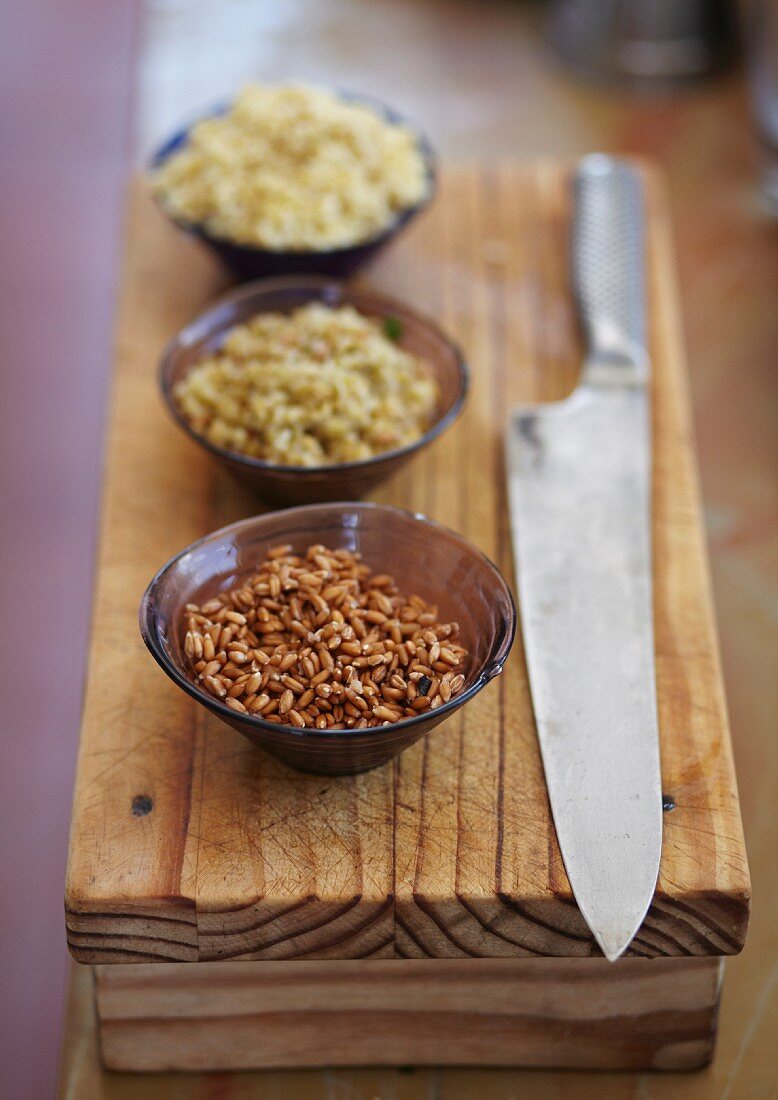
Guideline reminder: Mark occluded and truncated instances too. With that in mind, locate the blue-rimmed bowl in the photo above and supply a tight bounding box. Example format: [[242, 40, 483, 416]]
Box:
[[148, 90, 437, 281], [139, 503, 516, 775]]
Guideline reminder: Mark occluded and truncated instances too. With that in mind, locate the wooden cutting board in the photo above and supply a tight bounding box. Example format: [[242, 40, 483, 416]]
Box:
[[65, 162, 750, 964]]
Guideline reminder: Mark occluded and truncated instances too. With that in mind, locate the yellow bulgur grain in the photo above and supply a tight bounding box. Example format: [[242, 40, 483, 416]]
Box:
[[152, 84, 429, 250]]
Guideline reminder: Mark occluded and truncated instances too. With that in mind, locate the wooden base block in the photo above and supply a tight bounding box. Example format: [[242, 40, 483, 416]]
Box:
[[95, 957, 722, 1073]]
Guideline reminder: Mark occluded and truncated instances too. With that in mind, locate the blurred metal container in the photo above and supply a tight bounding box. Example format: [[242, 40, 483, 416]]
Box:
[[548, 0, 737, 87], [745, 0, 778, 213]]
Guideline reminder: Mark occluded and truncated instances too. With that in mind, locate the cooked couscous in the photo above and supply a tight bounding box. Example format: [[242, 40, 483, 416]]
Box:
[[152, 83, 430, 250]]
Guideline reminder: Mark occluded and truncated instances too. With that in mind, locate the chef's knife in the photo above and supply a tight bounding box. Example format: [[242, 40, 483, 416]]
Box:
[[506, 155, 662, 961]]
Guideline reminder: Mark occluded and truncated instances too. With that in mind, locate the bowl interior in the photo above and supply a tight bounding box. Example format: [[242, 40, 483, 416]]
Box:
[[160, 278, 468, 475], [143, 503, 515, 737]]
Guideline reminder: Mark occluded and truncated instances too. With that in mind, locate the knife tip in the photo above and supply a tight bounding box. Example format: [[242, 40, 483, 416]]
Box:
[[597, 934, 631, 963], [594, 919, 645, 962], [578, 863, 659, 963]]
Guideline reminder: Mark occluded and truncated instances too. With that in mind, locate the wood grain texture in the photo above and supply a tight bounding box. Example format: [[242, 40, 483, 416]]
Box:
[[64, 162, 749, 963], [92, 957, 722, 1072]]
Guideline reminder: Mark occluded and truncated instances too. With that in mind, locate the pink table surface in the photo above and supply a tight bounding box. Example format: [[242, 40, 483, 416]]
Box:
[[0, 2, 137, 1097]]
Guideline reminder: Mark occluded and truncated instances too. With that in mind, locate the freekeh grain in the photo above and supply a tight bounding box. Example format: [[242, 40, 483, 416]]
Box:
[[173, 302, 439, 467], [180, 544, 468, 730]]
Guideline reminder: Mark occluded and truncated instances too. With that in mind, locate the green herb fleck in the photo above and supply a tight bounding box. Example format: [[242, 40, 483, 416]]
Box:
[[383, 315, 403, 342]]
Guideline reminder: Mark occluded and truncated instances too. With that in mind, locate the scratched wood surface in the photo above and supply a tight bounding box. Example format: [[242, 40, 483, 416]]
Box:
[[64, 163, 750, 963]]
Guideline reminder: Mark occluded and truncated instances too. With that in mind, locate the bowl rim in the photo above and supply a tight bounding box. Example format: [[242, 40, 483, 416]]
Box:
[[139, 501, 517, 742], [147, 87, 437, 257], [159, 275, 470, 478]]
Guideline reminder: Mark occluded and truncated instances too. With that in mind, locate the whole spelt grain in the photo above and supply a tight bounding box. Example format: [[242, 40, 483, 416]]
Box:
[[181, 544, 468, 731]]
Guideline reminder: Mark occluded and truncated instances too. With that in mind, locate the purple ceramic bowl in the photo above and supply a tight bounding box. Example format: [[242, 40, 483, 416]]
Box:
[[149, 91, 436, 281], [139, 503, 516, 775], [160, 277, 469, 505]]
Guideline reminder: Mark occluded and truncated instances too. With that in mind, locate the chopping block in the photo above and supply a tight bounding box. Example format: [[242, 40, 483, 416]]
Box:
[[64, 163, 749, 1072]]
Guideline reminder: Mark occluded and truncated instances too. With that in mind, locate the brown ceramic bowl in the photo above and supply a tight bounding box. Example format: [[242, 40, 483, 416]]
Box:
[[159, 277, 469, 505], [139, 503, 516, 775]]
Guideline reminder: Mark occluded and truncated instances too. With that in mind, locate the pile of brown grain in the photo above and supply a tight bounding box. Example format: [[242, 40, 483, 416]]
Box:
[[182, 543, 468, 729]]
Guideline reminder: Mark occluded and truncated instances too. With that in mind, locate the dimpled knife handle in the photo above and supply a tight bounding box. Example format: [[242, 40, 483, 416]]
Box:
[[572, 155, 647, 377]]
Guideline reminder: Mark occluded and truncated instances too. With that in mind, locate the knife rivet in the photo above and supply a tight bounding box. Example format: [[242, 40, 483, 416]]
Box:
[[661, 794, 676, 812]]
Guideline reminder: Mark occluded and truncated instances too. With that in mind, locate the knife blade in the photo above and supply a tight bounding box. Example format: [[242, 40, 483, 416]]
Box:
[[506, 155, 662, 961]]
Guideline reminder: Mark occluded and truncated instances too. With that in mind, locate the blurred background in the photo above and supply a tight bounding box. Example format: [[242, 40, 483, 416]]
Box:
[[1, 1, 776, 1097]]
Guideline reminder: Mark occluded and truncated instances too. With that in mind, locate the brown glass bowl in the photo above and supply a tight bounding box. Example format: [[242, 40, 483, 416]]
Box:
[[159, 277, 469, 505], [139, 503, 516, 775]]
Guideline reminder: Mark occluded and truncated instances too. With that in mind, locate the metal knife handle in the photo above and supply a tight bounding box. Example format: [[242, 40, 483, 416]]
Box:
[[572, 155, 647, 382]]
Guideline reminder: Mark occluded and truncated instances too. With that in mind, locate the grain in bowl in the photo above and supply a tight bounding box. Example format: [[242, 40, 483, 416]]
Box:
[[173, 302, 439, 466], [182, 543, 469, 729], [151, 83, 430, 251]]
